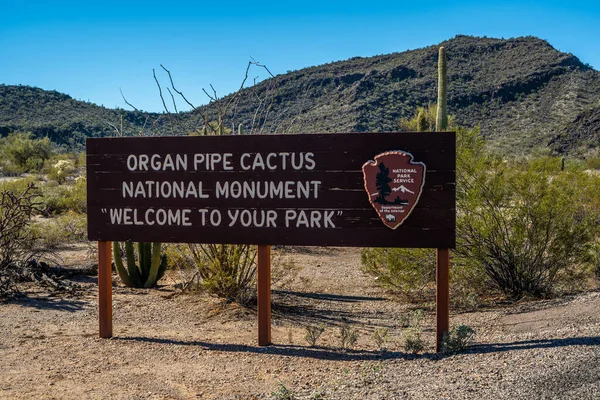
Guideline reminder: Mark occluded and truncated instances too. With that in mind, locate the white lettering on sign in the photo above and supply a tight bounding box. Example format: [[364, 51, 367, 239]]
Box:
[[239, 152, 315, 171], [127, 154, 188, 171], [108, 208, 192, 226], [122, 181, 209, 199], [193, 153, 233, 171], [102, 207, 342, 229], [102, 151, 345, 230], [284, 210, 335, 228], [215, 181, 321, 199]]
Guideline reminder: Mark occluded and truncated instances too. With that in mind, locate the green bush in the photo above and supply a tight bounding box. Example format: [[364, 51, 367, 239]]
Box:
[[398, 103, 456, 132], [456, 146, 597, 298], [403, 327, 425, 354], [270, 382, 296, 400], [0, 177, 39, 195], [304, 324, 325, 347], [0, 132, 53, 174], [181, 243, 257, 303], [41, 176, 86, 215], [363, 127, 600, 301], [585, 157, 600, 170], [371, 327, 389, 350], [338, 323, 359, 349], [47, 159, 76, 184], [29, 212, 87, 250], [441, 325, 476, 354]]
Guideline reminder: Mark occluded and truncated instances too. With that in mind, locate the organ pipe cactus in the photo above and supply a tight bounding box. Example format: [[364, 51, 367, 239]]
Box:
[[113, 242, 168, 288], [436, 46, 448, 132]]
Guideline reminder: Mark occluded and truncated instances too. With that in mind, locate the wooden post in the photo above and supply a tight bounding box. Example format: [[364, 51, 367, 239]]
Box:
[[436, 248, 450, 352], [257, 244, 272, 346], [98, 241, 113, 338]]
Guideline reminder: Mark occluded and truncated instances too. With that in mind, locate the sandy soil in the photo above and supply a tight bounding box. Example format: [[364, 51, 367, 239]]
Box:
[[1, 246, 599, 399]]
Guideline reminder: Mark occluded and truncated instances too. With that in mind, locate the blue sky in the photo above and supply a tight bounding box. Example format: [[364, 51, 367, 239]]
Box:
[[1, 0, 599, 112]]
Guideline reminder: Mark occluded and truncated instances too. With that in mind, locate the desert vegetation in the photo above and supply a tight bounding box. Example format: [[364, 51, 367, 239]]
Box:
[[362, 108, 600, 306], [2, 37, 600, 399]]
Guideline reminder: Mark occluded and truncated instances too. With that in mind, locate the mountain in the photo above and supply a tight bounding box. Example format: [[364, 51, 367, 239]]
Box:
[[0, 85, 161, 148], [1, 35, 599, 156]]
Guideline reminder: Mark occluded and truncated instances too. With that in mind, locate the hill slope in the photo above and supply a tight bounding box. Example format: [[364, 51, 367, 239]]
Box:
[[1, 35, 599, 156], [0, 85, 159, 148]]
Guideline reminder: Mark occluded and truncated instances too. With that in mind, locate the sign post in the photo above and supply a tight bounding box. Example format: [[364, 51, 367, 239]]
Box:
[[436, 248, 450, 352], [87, 132, 455, 350], [257, 245, 272, 346], [98, 241, 112, 338]]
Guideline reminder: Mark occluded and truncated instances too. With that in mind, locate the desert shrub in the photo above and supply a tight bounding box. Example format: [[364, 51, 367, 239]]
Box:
[[0, 183, 40, 269], [166, 244, 299, 302], [441, 325, 476, 354], [371, 327, 389, 350], [450, 259, 487, 310], [398, 103, 456, 132], [270, 382, 296, 400], [304, 324, 325, 347], [363, 127, 600, 301], [0, 177, 39, 195], [338, 323, 360, 349], [41, 176, 87, 215], [403, 327, 425, 354], [456, 148, 597, 298], [589, 241, 600, 279], [396, 308, 425, 328], [47, 159, 76, 184], [186, 243, 257, 302], [401, 309, 426, 353], [29, 212, 87, 249], [585, 157, 600, 170], [361, 247, 435, 301], [0, 132, 53, 174]]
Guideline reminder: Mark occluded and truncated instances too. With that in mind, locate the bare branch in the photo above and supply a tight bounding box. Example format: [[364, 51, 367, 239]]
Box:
[[167, 87, 178, 114], [202, 88, 216, 102], [120, 87, 140, 112], [160, 64, 199, 112], [153, 69, 171, 114], [106, 122, 121, 137], [153, 69, 175, 135]]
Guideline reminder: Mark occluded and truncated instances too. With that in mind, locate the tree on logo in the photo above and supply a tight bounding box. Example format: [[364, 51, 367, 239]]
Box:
[[375, 162, 392, 204]]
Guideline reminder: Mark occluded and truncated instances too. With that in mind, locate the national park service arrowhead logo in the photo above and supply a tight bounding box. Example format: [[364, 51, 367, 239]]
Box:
[[362, 151, 426, 229]]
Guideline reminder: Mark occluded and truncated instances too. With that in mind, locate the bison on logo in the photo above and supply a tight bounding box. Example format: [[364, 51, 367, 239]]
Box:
[[362, 151, 426, 229]]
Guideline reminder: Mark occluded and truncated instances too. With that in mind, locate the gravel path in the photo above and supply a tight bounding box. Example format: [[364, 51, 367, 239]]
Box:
[[1, 247, 599, 399]]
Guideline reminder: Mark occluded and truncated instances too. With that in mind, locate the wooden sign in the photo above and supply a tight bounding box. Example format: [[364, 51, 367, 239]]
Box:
[[87, 132, 455, 248]]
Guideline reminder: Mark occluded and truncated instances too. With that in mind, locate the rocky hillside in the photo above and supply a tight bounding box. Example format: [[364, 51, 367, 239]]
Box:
[[1, 35, 599, 156], [0, 85, 159, 148]]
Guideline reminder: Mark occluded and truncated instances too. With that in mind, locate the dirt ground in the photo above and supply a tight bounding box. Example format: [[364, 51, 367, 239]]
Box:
[[1, 246, 599, 399]]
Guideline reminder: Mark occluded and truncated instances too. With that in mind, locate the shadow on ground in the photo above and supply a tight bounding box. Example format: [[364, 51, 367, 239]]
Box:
[[468, 336, 600, 353], [13, 295, 88, 312], [114, 335, 600, 362], [116, 335, 427, 361], [271, 290, 393, 328]]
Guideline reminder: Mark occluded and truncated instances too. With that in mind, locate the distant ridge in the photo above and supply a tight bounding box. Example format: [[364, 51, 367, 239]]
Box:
[[1, 35, 599, 156]]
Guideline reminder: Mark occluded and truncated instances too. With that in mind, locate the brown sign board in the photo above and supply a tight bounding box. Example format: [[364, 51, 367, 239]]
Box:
[[87, 132, 455, 248]]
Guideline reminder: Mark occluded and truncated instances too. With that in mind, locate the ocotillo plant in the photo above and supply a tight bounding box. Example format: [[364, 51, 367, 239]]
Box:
[[436, 46, 448, 132], [113, 242, 168, 288]]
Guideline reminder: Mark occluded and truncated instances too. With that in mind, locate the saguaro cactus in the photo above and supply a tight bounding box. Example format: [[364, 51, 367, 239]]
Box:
[[436, 46, 448, 132], [112, 242, 168, 288]]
